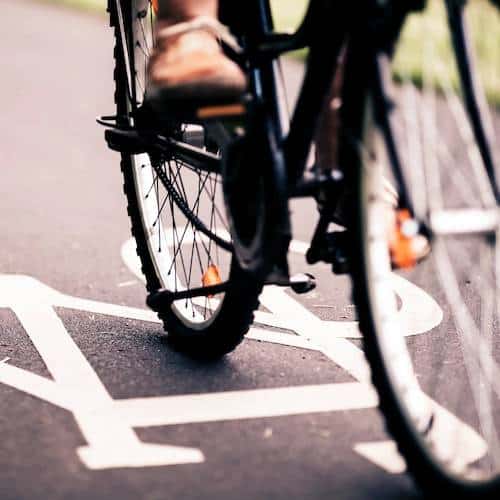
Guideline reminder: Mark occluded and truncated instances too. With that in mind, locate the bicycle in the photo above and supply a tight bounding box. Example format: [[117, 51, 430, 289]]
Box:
[[101, 0, 500, 497]]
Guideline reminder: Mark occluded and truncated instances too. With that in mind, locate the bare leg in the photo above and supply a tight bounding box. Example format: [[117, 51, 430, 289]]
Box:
[[314, 49, 345, 177], [313, 49, 429, 265], [314, 48, 355, 226]]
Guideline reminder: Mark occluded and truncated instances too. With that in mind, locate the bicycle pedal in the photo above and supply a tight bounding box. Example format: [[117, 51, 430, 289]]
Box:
[[306, 230, 351, 275], [104, 128, 148, 154], [289, 273, 316, 294], [196, 102, 247, 120], [264, 272, 316, 294]]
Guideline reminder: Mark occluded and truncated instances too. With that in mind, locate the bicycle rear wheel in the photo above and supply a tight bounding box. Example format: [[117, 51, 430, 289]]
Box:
[[353, 1, 500, 497], [109, 0, 261, 357]]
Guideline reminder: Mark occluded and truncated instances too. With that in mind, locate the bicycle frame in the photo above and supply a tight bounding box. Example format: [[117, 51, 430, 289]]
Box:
[[103, 0, 420, 281], [157, 0, 350, 193], [105, 0, 419, 199], [105, 0, 498, 268], [220, 0, 349, 188]]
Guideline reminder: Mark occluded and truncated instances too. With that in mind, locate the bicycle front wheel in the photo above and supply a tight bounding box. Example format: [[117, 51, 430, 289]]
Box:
[[109, 0, 261, 357], [354, 1, 500, 497]]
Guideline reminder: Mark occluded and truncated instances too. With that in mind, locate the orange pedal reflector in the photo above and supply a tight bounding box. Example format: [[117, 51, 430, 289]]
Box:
[[202, 265, 222, 297], [152, 0, 160, 15], [389, 209, 418, 269], [196, 103, 246, 120]]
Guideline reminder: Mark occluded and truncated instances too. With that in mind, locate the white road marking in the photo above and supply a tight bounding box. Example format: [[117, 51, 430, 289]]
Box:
[[118, 236, 452, 475], [0, 357, 9, 364], [0, 275, 203, 470], [117, 280, 138, 288], [114, 383, 378, 427], [0, 232, 483, 475], [246, 328, 317, 350], [258, 285, 372, 382], [0, 362, 72, 410], [122, 234, 487, 472], [353, 442, 406, 474], [0, 272, 485, 474]]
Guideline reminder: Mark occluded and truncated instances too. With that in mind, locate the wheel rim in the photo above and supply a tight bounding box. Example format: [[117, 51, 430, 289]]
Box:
[[362, 0, 500, 486], [123, 1, 233, 328]]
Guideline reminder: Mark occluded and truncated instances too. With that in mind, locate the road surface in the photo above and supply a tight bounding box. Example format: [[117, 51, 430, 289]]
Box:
[[2, 1, 497, 499]]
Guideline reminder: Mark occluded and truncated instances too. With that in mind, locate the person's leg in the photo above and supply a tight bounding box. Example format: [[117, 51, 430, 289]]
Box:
[[314, 47, 356, 227], [314, 50, 429, 266], [148, 0, 246, 103]]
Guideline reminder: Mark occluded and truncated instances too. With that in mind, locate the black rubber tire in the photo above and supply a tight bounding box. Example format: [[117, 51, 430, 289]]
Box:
[[353, 156, 500, 499], [346, 6, 500, 498], [109, 0, 262, 358]]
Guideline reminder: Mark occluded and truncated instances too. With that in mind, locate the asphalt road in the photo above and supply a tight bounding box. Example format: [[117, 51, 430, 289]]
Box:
[[1, 1, 497, 499]]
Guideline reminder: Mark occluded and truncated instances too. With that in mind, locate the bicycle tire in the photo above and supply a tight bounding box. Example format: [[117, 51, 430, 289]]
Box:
[[109, 0, 262, 358], [350, 1, 500, 497]]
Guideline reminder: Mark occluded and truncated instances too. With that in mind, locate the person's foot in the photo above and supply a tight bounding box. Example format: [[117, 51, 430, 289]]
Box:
[[147, 19, 246, 109]]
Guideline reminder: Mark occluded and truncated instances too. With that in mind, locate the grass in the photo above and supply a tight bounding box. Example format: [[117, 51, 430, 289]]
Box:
[[270, 0, 309, 32], [44, 0, 499, 104], [394, 0, 500, 106], [46, 0, 105, 12], [271, 0, 499, 106]]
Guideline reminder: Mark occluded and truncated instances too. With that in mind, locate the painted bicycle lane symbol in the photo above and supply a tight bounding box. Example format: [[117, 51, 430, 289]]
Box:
[[0, 238, 485, 472]]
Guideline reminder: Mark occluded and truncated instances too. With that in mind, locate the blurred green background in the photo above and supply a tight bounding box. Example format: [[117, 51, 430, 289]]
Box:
[[47, 0, 499, 105], [271, 0, 499, 106]]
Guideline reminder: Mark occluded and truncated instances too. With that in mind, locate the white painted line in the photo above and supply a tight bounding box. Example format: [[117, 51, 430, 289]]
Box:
[[58, 296, 161, 324], [0, 357, 10, 364], [0, 230, 450, 475], [0, 274, 204, 470], [114, 383, 378, 428], [0, 363, 73, 410], [0, 272, 483, 474], [117, 280, 138, 288], [246, 328, 318, 351], [121, 239, 147, 283], [77, 442, 204, 470], [354, 441, 406, 474], [118, 235, 449, 475], [390, 274, 443, 336], [258, 285, 372, 383]]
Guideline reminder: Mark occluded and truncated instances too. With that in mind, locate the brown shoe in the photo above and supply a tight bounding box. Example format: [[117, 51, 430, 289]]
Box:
[[147, 17, 247, 118]]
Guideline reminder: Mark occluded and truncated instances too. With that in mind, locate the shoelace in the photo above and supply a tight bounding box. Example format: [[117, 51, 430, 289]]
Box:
[[156, 16, 243, 54]]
